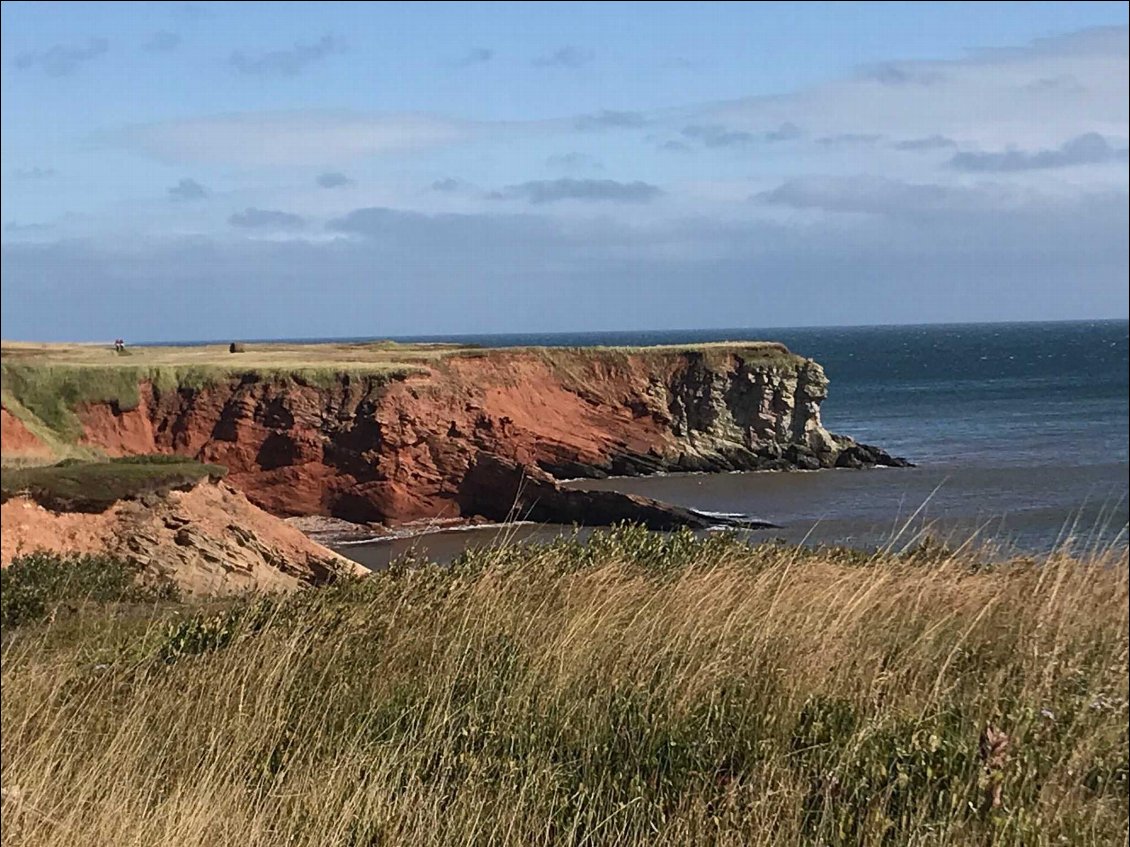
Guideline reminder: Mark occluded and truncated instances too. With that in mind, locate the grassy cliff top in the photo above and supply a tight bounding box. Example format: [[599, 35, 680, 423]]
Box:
[[1, 455, 226, 512], [1, 341, 463, 451], [1, 338, 798, 370], [0, 340, 468, 373]]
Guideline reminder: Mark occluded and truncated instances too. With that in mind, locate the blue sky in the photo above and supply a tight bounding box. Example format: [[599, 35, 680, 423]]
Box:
[[2, 1, 1127, 341]]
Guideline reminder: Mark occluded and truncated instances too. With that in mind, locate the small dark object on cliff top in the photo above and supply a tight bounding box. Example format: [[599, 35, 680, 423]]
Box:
[[229, 342, 246, 353]]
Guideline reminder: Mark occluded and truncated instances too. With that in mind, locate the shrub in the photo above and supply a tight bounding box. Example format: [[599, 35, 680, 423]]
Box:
[[1, 551, 176, 629]]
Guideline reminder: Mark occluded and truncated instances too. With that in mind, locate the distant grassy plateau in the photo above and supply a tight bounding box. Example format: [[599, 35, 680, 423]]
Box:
[[1, 338, 796, 370]]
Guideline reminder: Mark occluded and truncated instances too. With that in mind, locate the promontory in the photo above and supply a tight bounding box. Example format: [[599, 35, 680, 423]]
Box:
[[2, 340, 908, 539]]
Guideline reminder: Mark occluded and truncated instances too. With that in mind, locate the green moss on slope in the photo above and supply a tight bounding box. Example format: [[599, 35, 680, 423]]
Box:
[[1, 455, 227, 513]]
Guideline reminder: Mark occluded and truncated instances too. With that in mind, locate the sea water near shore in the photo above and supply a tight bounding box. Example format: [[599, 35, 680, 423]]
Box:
[[321, 320, 1128, 568]]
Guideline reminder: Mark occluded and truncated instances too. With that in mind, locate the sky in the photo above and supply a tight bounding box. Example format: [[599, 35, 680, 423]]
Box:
[[1, 1, 1128, 342]]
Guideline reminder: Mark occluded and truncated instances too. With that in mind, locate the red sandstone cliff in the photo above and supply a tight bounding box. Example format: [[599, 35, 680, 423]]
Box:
[[3, 346, 906, 526]]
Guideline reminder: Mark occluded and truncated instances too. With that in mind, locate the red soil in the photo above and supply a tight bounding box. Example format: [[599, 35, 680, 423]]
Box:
[[1, 482, 364, 595], [27, 351, 690, 523], [76, 385, 158, 455], [1, 408, 52, 458]]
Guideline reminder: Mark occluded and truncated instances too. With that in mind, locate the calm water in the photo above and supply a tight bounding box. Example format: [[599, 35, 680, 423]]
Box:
[[338, 320, 1129, 568]]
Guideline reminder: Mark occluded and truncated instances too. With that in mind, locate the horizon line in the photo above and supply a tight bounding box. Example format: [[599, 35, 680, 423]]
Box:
[[2, 316, 1126, 348]]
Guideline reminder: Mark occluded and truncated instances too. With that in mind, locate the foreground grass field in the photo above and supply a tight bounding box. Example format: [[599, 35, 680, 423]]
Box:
[[2, 529, 1127, 846]]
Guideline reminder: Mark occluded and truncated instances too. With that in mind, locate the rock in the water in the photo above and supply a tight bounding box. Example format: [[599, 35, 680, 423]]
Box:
[[831, 435, 914, 469], [458, 452, 776, 531]]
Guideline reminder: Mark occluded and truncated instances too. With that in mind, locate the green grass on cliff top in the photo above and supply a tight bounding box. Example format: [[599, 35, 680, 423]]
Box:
[[0, 339, 459, 382], [0, 454, 227, 512], [1, 338, 799, 369], [1, 339, 804, 391], [0, 340, 451, 446]]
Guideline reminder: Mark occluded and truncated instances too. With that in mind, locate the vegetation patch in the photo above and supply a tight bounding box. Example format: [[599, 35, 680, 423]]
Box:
[[0, 341, 445, 445], [0, 455, 226, 513], [1, 364, 146, 442], [1, 551, 177, 629]]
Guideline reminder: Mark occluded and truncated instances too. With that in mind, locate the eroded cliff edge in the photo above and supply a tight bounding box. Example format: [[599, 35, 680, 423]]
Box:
[[1, 343, 909, 527], [1, 477, 365, 595]]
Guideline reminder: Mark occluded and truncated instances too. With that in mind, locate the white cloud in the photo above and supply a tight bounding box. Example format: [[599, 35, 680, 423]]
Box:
[[948, 133, 1128, 172], [757, 175, 1032, 216], [229, 35, 345, 76], [702, 26, 1128, 152], [497, 179, 662, 204], [14, 37, 108, 76], [123, 110, 468, 166], [110, 26, 1129, 187]]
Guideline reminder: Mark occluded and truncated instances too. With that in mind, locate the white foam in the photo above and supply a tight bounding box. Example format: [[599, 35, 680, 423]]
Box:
[[692, 509, 749, 519]]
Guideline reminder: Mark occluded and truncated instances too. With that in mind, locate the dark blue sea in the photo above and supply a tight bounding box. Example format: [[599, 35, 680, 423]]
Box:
[[323, 320, 1128, 565]]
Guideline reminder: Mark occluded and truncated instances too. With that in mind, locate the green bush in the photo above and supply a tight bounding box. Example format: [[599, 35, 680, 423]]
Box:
[[156, 612, 241, 664], [155, 598, 280, 665], [1, 551, 177, 629]]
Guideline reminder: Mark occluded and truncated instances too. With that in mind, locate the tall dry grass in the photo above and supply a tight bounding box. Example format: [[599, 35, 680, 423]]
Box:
[[2, 528, 1127, 846]]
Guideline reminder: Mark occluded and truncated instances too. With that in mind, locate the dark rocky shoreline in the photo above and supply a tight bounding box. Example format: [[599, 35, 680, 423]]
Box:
[[460, 440, 911, 534]]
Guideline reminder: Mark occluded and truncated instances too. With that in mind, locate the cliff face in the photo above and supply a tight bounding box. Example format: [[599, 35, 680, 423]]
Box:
[[39, 346, 905, 524]]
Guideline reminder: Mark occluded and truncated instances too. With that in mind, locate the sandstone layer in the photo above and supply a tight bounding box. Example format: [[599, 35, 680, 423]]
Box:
[[1, 480, 365, 595]]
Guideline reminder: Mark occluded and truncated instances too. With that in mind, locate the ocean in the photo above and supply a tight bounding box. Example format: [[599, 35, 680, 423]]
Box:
[[334, 320, 1129, 568]]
